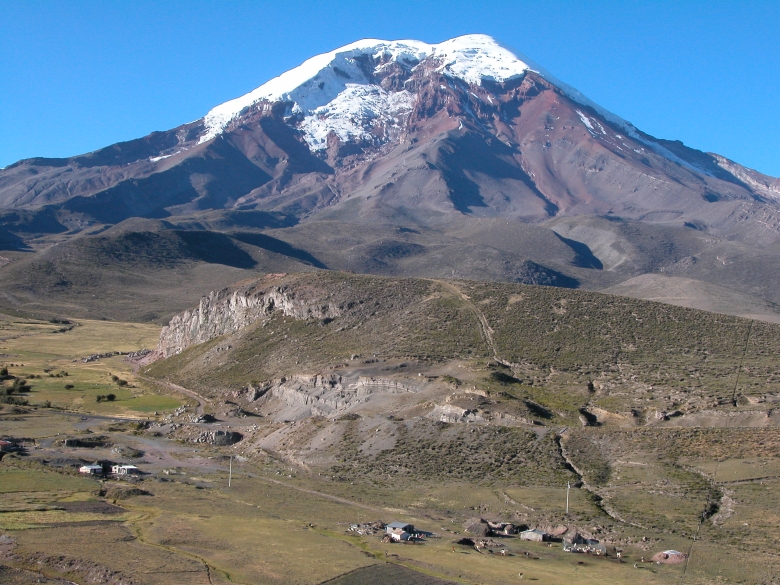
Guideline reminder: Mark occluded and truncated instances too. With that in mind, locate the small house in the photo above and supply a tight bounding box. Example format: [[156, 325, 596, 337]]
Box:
[[389, 528, 411, 542], [111, 464, 140, 475], [0, 440, 13, 452], [386, 522, 414, 534], [79, 464, 103, 475], [519, 529, 548, 542]]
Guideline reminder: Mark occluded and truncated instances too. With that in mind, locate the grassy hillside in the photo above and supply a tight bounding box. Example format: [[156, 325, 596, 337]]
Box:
[[147, 272, 780, 420]]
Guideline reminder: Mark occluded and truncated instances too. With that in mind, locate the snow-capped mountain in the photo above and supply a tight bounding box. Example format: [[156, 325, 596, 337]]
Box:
[[199, 36, 539, 146], [3, 34, 778, 217], [2, 34, 780, 320]]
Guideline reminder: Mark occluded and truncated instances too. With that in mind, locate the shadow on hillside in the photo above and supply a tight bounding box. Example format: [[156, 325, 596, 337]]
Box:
[[231, 232, 328, 268]]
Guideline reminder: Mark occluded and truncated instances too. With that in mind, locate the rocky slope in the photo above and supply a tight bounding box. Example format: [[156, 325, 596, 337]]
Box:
[[145, 272, 780, 430]]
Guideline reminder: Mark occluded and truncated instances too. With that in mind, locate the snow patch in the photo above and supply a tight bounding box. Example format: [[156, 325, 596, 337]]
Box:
[[299, 85, 415, 150], [576, 110, 597, 136]]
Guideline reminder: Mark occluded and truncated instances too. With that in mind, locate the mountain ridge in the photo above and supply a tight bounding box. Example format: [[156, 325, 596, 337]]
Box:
[[1, 34, 779, 323]]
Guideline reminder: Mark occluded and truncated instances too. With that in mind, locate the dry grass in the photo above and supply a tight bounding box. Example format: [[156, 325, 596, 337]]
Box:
[[0, 316, 185, 415]]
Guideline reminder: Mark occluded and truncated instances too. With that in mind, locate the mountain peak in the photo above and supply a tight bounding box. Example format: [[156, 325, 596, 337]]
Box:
[[199, 34, 537, 144]]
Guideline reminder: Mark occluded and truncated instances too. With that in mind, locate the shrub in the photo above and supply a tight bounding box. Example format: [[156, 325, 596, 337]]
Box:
[[0, 395, 28, 405], [64, 383, 74, 390], [490, 371, 520, 384], [106, 393, 116, 402], [116, 379, 128, 387], [12, 378, 31, 392], [0, 366, 8, 377], [96, 395, 106, 403]]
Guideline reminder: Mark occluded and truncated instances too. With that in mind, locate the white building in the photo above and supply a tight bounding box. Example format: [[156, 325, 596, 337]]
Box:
[[79, 464, 103, 475], [111, 464, 140, 475], [389, 528, 410, 541]]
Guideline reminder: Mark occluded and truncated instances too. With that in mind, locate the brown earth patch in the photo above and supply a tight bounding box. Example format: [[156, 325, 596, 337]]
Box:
[[59, 501, 125, 515]]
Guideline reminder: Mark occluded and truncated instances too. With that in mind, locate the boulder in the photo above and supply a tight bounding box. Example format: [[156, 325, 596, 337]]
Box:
[[464, 518, 491, 537]]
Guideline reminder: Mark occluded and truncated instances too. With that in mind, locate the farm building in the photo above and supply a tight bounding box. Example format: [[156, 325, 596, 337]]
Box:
[[519, 529, 549, 542], [79, 464, 103, 475], [0, 440, 13, 452], [386, 522, 414, 534], [111, 464, 140, 475], [389, 528, 411, 542]]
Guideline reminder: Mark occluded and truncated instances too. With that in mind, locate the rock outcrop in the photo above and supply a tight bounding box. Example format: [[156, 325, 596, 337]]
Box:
[[192, 430, 243, 446], [258, 375, 419, 419], [154, 279, 339, 359]]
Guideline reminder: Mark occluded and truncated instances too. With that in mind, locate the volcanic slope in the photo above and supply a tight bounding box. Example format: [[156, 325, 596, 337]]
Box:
[[2, 35, 780, 321]]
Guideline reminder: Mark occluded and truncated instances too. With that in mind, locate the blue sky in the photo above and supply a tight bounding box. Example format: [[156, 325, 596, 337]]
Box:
[[2, 1, 778, 176]]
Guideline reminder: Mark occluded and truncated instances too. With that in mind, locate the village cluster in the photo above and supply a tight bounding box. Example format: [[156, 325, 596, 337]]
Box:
[[347, 515, 688, 567], [3, 434, 688, 570]]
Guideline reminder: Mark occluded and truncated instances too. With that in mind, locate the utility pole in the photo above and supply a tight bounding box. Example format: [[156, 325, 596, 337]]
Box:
[[229, 455, 233, 488], [566, 481, 570, 515]]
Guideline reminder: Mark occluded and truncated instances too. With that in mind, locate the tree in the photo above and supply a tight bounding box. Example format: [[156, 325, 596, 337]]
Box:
[[106, 393, 116, 402]]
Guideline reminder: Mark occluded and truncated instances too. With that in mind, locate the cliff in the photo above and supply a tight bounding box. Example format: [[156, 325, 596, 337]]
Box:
[[153, 275, 339, 360]]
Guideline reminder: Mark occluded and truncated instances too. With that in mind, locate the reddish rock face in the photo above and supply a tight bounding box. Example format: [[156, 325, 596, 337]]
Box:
[[2, 55, 775, 240]]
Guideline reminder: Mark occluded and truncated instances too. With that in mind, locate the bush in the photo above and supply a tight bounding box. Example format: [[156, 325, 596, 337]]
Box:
[[116, 380, 128, 387], [64, 383, 74, 390], [106, 393, 116, 402], [490, 371, 520, 384], [96, 395, 106, 403], [0, 395, 28, 405], [12, 378, 31, 392], [0, 366, 8, 377]]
